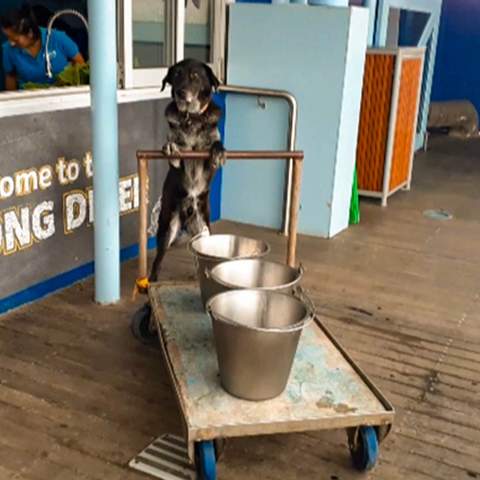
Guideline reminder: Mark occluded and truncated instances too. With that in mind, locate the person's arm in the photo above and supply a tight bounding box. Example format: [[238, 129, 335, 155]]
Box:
[[57, 31, 84, 66], [3, 44, 18, 90], [5, 73, 17, 91]]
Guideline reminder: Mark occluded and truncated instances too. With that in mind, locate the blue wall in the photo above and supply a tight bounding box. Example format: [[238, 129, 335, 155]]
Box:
[[431, 0, 480, 114], [210, 92, 225, 222]]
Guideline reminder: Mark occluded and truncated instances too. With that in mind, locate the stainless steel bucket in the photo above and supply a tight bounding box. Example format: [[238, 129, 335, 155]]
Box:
[[206, 289, 314, 401], [189, 234, 270, 307], [208, 259, 303, 297]]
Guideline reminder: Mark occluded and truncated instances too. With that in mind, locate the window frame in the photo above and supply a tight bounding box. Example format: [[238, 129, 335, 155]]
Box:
[[0, 0, 227, 119], [120, 0, 178, 89]]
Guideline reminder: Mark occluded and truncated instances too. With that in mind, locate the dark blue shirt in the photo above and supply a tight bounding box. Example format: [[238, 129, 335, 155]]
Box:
[[2, 27, 79, 88]]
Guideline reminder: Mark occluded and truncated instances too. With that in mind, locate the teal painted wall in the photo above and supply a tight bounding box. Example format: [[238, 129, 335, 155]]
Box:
[[223, 4, 368, 237]]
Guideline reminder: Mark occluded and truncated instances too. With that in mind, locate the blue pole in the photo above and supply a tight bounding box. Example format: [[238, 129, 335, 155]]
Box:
[[87, 0, 120, 304]]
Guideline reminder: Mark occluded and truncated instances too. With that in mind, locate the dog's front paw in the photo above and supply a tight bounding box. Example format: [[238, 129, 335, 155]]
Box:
[[210, 142, 226, 169], [163, 142, 181, 168], [163, 141, 180, 156]]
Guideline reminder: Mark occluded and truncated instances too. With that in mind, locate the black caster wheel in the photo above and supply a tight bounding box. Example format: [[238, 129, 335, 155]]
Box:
[[195, 440, 217, 480], [348, 426, 379, 471], [130, 303, 157, 346]]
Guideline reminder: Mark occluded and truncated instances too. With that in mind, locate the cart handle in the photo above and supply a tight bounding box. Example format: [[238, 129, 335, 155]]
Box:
[[135, 149, 304, 296], [136, 150, 304, 160]]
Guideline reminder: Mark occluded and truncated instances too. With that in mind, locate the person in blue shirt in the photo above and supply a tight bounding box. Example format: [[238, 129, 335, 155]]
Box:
[[1, 5, 85, 90]]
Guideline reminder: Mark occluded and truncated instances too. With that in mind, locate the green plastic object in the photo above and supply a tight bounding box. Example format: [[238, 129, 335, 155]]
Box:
[[24, 63, 90, 90], [349, 167, 360, 225]]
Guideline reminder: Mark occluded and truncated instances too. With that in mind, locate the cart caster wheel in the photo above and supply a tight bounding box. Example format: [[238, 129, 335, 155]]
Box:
[[195, 441, 217, 480], [131, 303, 157, 346], [349, 426, 379, 471]]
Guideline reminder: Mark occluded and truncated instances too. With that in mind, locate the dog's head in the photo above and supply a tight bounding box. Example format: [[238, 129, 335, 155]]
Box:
[[161, 59, 220, 114]]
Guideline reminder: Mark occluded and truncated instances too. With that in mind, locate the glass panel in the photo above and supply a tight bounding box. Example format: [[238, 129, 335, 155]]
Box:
[[398, 9, 430, 46], [386, 7, 431, 47], [185, 0, 211, 63], [133, 0, 167, 69]]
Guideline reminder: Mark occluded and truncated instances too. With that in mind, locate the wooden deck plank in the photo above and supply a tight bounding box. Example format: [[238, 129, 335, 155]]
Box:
[[0, 137, 479, 479]]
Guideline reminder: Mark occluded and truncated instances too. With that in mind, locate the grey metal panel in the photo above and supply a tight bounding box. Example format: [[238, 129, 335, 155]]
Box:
[[0, 99, 169, 299]]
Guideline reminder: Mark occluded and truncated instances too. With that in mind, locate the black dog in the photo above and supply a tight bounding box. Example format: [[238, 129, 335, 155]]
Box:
[[149, 59, 225, 283]]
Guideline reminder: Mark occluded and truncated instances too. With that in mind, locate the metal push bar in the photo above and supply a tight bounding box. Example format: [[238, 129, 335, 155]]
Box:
[[136, 150, 304, 293]]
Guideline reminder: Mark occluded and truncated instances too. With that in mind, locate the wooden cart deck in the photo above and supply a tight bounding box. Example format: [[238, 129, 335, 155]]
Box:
[[149, 282, 394, 462]]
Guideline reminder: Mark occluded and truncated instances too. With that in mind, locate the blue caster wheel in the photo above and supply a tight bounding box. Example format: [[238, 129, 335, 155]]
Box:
[[195, 441, 217, 480], [348, 426, 379, 471], [131, 303, 157, 346]]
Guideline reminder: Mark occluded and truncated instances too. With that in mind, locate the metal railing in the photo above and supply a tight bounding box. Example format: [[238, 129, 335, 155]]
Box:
[[217, 85, 298, 235]]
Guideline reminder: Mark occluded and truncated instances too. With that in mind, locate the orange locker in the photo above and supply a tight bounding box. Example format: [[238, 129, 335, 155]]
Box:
[[356, 48, 425, 206]]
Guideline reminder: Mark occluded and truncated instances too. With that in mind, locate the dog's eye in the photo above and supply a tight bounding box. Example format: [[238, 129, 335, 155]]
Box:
[[190, 72, 199, 80]]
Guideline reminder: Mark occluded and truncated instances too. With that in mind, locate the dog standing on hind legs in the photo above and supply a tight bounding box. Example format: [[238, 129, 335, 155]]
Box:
[[131, 59, 225, 344]]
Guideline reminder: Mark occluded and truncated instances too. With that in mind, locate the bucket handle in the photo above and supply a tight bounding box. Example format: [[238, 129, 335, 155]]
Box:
[[188, 231, 204, 270], [293, 285, 316, 319], [206, 303, 243, 328], [207, 289, 316, 332], [208, 261, 305, 281], [188, 230, 210, 255], [298, 262, 305, 277]]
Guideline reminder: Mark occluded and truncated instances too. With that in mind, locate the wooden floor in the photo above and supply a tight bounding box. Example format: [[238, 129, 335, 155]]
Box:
[[1, 136, 479, 480]]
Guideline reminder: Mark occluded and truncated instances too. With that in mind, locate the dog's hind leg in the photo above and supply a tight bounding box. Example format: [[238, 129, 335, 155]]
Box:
[[148, 212, 181, 282]]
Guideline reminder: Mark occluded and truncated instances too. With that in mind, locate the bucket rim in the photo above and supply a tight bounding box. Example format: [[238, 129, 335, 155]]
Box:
[[206, 288, 314, 334], [209, 259, 304, 291], [188, 234, 271, 261]]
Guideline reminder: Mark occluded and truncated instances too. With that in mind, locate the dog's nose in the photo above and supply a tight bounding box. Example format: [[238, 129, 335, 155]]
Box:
[[177, 89, 193, 103], [187, 206, 194, 217]]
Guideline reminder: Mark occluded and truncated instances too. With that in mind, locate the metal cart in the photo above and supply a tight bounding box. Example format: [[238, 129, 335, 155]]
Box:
[[146, 281, 394, 479]]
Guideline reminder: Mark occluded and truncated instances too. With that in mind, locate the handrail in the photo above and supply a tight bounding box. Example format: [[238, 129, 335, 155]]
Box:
[[217, 84, 298, 235], [136, 150, 303, 160]]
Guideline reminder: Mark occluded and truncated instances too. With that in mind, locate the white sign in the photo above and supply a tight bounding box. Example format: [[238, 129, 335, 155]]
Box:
[[0, 152, 139, 256]]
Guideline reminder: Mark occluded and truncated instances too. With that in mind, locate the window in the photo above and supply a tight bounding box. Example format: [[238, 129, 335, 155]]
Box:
[[386, 8, 431, 47], [0, 0, 226, 116], [0, 1, 89, 92], [184, 0, 227, 79], [121, 0, 175, 88], [185, 0, 212, 63], [121, 0, 226, 89], [133, 0, 168, 68]]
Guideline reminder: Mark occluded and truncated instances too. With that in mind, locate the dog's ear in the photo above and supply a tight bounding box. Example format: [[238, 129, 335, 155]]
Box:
[[204, 64, 220, 92], [161, 65, 175, 91]]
